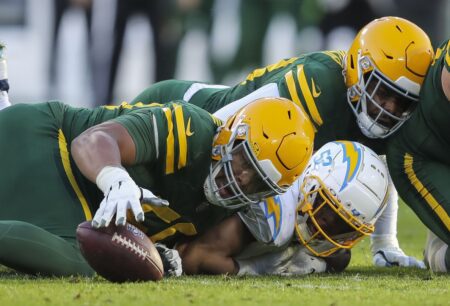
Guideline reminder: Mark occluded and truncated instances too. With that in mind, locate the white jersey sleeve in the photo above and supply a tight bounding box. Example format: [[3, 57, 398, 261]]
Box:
[[183, 83, 230, 102], [238, 179, 300, 247]]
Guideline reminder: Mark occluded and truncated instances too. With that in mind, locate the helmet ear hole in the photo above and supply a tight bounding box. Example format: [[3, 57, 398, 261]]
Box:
[[350, 54, 355, 69]]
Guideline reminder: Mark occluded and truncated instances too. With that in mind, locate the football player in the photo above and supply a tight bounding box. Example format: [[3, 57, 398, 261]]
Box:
[[130, 17, 434, 268], [167, 141, 390, 276], [387, 39, 450, 273], [0, 97, 314, 276]]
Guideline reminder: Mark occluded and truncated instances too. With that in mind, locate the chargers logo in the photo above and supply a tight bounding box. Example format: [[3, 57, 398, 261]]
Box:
[[335, 141, 362, 192], [314, 149, 332, 166], [263, 196, 282, 240]]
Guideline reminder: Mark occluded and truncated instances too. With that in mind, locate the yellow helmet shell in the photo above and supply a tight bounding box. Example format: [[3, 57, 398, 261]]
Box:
[[216, 97, 315, 189], [345, 16, 434, 94]]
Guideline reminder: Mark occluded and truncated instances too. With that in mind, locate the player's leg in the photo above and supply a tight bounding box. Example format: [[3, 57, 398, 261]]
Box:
[[0, 103, 94, 275], [0, 220, 93, 276], [388, 148, 450, 271], [0, 42, 11, 110], [392, 154, 450, 244]]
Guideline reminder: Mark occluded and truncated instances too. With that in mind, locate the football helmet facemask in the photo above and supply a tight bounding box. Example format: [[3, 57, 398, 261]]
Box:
[[204, 97, 315, 209], [295, 141, 389, 257], [344, 16, 434, 138]]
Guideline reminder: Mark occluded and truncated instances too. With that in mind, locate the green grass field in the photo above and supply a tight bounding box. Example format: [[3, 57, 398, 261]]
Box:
[[1, 202, 449, 306]]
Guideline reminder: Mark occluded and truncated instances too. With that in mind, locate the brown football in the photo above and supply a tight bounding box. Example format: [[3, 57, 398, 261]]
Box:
[[76, 221, 164, 282]]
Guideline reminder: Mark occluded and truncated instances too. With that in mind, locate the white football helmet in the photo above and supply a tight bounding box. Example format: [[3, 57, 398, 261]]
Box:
[[295, 141, 389, 257]]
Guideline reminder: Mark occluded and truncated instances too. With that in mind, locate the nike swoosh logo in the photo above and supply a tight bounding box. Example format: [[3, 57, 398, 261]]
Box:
[[186, 117, 194, 136], [311, 78, 321, 98]]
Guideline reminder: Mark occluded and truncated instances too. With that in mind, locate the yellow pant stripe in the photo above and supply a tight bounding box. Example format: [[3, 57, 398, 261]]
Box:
[[173, 104, 187, 169], [404, 153, 450, 231], [150, 223, 197, 242], [297, 64, 323, 126], [445, 42, 450, 68], [162, 107, 175, 174], [58, 129, 92, 220], [141, 204, 180, 223]]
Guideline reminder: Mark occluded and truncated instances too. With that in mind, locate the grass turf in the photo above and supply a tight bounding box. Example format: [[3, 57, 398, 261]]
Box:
[[1, 201, 449, 306]]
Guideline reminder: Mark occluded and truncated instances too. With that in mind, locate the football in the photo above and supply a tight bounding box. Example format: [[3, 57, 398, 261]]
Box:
[[76, 221, 164, 282]]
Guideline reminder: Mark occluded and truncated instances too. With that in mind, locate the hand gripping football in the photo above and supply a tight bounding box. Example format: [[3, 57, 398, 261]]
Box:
[[76, 221, 164, 282]]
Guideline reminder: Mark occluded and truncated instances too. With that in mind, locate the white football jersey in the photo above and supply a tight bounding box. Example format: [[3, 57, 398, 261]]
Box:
[[238, 179, 301, 248]]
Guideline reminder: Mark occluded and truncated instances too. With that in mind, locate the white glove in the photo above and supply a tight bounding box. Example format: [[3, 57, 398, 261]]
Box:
[[371, 235, 426, 269], [92, 166, 169, 228], [155, 243, 183, 277]]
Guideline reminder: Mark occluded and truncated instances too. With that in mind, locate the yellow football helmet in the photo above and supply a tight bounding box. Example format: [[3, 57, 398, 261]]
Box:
[[295, 141, 389, 257], [344, 16, 434, 138], [204, 97, 315, 209]]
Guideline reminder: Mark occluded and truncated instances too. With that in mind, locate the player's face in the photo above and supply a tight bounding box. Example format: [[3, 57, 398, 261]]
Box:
[[307, 199, 354, 239], [214, 147, 266, 199], [366, 80, 412, 128]]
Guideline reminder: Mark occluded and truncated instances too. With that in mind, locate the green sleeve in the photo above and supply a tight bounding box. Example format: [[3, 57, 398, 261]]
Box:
[[278, 51, 347, 129], [112, 108, 161, 164], [112, 101, 219, 171]]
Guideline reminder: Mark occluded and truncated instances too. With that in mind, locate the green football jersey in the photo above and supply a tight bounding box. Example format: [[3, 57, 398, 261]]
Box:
[[0, 101, 230, 247], [131, 51, 386, 153], [386, 40, 450, 244], [388, 40, 450, 162], [65, 101, 231, 245]]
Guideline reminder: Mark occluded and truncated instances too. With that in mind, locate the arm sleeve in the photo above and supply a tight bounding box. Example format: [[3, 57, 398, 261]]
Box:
[[371, 155, 401, 253], [112, 109, 161, 164]]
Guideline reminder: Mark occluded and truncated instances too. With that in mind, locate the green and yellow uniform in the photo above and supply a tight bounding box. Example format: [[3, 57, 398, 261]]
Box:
[[131, 51, 385, 153], [387, 40, 450, 248], [0, 100, 230, 276]]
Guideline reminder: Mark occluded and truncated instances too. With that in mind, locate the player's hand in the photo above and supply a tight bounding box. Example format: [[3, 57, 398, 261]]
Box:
[[155, 243, 183, 277], [92, 166, 168, 228], [373, 248, 426, 269]]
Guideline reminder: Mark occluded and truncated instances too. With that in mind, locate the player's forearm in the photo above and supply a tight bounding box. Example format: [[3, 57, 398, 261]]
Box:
[[441, 66, 450, 101], [177, 241, 239, 275], [71, 128, 122, 183]]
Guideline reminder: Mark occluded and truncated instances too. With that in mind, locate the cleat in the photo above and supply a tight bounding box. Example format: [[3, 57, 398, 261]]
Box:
[[0, 42, 9, 92]]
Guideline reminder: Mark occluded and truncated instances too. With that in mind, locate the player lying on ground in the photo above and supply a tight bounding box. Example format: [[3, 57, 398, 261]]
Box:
[[387, 38, 450, 273], [156, 141, 392, 276], [127, 17, 434, 269], [0, 91, 313, 276]]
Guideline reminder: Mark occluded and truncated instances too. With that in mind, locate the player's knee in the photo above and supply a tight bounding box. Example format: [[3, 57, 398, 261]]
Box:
[[424, 231, 449, 273], [324, 249, 351, 273], [0, 220, 34, 236]]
